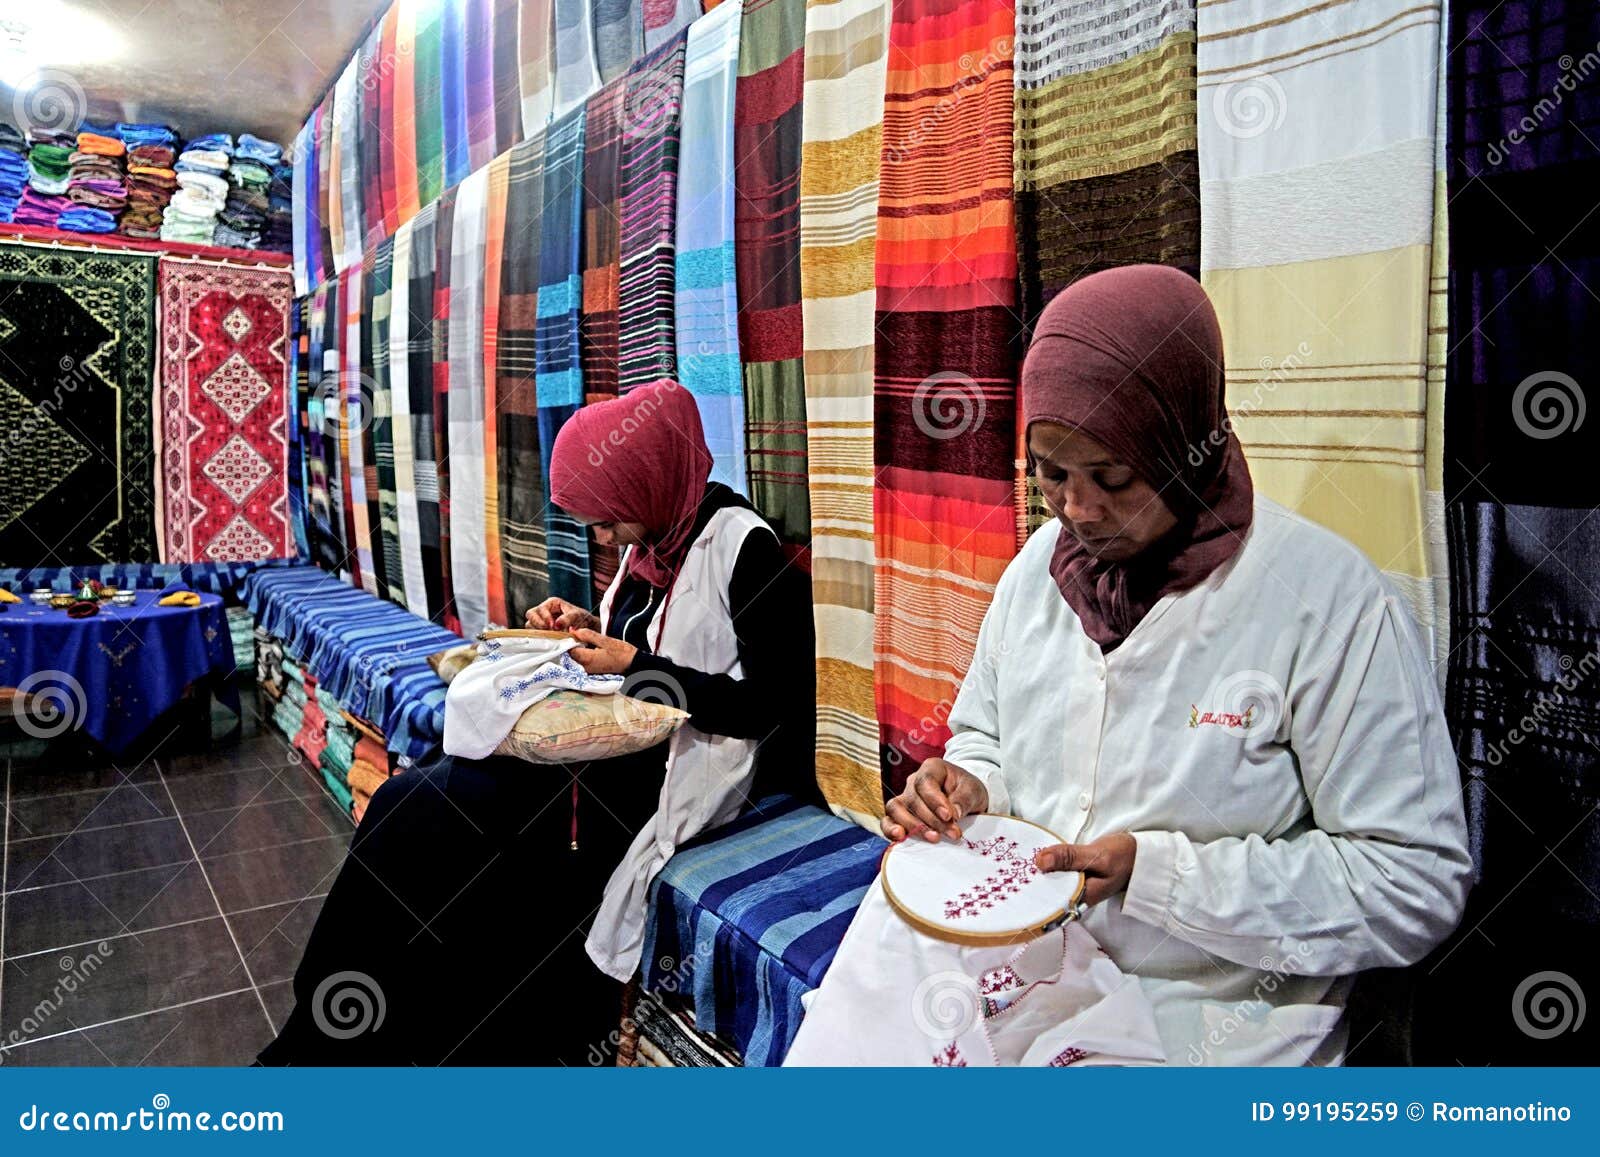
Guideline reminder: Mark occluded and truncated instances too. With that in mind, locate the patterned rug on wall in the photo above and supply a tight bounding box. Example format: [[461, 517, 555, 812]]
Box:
[[156, 260, 296, 562], [0, 244, 158, 566]]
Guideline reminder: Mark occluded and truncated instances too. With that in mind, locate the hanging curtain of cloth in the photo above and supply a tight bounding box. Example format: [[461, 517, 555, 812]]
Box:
[[292, 118, 317, 296], [483, 152, 512, 625], [553, 0, 605, 117], [617, 30, 688, 393], [466, 0, 500, 171], [371, 237, 406, 603], [337, 56, 367, 274], [441, 0, 474, 188], [675, 0, 744, 489], [493, 0, 525, 153], [499, 129, 550, 620], [595, 0, 646, 83], [736, 0, 810, 552], [645, 0, 700, 51], [360, 24, 387, 253], [378, 6, 402, 237], [535, 107, 596, 607], [358, 253, 388, 596], [416, 0, 449, 209], [874, 0, 1020, 792], [521, 0, 556, 132], [334, 266, 362, 585], [1425, 0, 1600, 1067], [1198, 0, 1444, 653], [446, 167, 492, 635], [317, 92, 337, 282], [306, 282, 339, 573], [291, 299, 312, 559], [1013, 0, 1200, 539], [390, 215, 430, 618], [407, 203, 449, 622], [395, 0, 423, 223], [799, 0, 889, 826], [432, 187, 461, 630]]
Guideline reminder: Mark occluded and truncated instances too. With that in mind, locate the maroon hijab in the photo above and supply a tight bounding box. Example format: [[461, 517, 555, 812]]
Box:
[[1022, 265, 1254, 650], [549, 382, 714, 589]]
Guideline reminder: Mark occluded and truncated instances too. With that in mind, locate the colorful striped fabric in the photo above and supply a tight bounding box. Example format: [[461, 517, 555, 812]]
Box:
[[520, 0, 556, 131], [645, 0, 701, 50], [395, 0, 422, 223], [617, 31, 687, 392], [378, 6, 401, 237], [0, 559, 296, 601], [289, 299, 311, 559], [292, 119, 316, 295], [359, 252, 388, 596], [322, 278, 352, 577], [595, 0, 645, 83], [736, 0, 810, 550], [1423, 7, 1449, 681], [498, 130, 550, 620], [482, 152, 511, 624], [441, 0, 473, 188], [316, 93, 337, 280], [1197, 0, 1444, 650], [306, 282, 341, 573], [466, 0, 500, 172], [405, 203, 448, 622], [244, 565, 465, 758], [370, 236, 405, 603], [874, 0, 1021, 790], [432, 188, 460, 631], [675, 0, 745, 489], [535, 108, 595, 606], [343, 261, 377, 593], [640, 794, 883, 1066], [493, 0, 524, 152], [360, 25, 387, 253], [415, 0, 448, 208], [389, 214, 430, 619], [447, 167, 492, 635], [334, 56, 365, 273], [553, 0, 604, 116], [799, 0, 888, 825]]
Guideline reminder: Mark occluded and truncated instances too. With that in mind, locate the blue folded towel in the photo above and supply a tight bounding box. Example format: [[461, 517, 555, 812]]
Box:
[[57, 207, 117, 233], [184, 133, 234, 155], [234, 133, 283, 164]]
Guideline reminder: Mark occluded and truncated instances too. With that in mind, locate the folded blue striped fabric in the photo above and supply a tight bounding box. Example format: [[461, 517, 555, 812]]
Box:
[[641, 795, 884, 1066], [243, 565, 463, 758]]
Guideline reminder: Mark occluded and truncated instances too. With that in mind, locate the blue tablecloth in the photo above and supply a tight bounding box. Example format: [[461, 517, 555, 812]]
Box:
[[0, 558, 297, 602], [0, 591, 235, 754], [641, 795, 885, 1066]]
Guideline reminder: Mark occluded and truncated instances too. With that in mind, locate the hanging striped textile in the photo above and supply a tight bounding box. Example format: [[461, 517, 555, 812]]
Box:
[[379, 6, 402, 237], [446, 168, 492, 635], [292, 119, 315, 296], [320, 90, 342, 276], [416, 1, 448, 209], [441, 0, 473, 189], [360, 25, 386, 253], [595, 0, 645, 83], [1422, 9, 1448, 681], [520, 0, 556, 131], [406, 203, 448, 621], [433, 188, 461, 631], [581, 78, 626, 406], [370, 238, 404, 603], [736, 0, 810, 549], [874, 0, 1021, 790], [483, 152, 512, 625], [800, 0, 889, 825], [493, 0, 524, 152], [290, 300, 311, 560], [535, 108, 595, 606], [1197, 0, 1443, 648], [334, 56, 365, 273], [309, 280, 345, 574], [617, 31, 687, 392], [554, 0, 604, 117], [1013, 0, 1200, 537], [466, 0, 500, 171], [645, 0, 701, 50], [675, 0, 745, 489], [360, 255, 389, 595], [395, 0, 422, 224], [498, 130, 550, 620], [340, 263, 373, 590], [390, 216, 429, 618]]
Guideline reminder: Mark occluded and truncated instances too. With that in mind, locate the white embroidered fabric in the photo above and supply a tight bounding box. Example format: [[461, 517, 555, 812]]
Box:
[[442, 635, 625, 760]]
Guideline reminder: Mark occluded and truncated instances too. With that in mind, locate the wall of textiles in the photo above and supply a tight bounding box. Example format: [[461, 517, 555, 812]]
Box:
[[0, 240, 296, 570]]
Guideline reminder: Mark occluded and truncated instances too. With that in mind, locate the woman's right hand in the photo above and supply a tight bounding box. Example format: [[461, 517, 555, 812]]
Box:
[[525, 598, 600, 633], [883, 758, 989, 843]]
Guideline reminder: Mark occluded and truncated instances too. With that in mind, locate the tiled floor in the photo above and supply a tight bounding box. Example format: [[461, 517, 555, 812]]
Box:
[[0, 691, 352, 1066]]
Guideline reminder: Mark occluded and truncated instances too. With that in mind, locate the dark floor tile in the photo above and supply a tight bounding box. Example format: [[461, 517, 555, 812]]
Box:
[[7, 761, 161, 801], [224, 895, 326, 986], [259, 979, 296, 1036], [186, 798, 348, 859], [0, 917, 243, 1039], [5, 818, 194, 892], [160, 763, 317, 814], [2, 862, 217, 959], [6, 780, 175, 842], [0, 989, 271, 1066], [201, 834, 350, 914]]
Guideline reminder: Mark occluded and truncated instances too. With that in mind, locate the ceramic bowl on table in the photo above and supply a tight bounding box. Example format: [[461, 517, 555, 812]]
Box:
[[30, 589, 52, 605], [111, 590, 137, 607], [49, 593, 75, 609], [97, 586, 119, 600]]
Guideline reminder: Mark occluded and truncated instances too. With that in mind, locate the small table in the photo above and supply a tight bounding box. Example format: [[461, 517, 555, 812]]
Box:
[[0, 590, 236, 755]]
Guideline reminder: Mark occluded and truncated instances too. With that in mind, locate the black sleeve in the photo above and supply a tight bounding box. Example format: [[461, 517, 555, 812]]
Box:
[[624, 526, 814, 743]]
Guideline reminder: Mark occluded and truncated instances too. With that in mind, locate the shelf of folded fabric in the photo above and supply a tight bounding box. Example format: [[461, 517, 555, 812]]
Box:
[[0, 220, 292, 265]]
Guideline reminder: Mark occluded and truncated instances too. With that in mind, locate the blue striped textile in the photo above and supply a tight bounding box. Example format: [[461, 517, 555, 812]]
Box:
[[0, 560, 295, 601], [242, 565, 464, 759], [640, 795, 884, 1066]]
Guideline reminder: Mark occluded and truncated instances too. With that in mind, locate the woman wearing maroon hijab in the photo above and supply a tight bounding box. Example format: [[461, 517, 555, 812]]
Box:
[[262, 383, 815, 1067], [882, 267, 1470, 1065]]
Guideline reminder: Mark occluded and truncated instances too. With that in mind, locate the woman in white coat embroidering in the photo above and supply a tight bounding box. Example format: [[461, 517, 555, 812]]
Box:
[[877, 265, 1472, 1065], [260, 382, 815, 1066]]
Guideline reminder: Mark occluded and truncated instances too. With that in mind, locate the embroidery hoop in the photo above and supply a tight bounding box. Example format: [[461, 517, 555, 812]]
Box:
[[478, 628, 574, 641], [880, 814, 1087, 947]]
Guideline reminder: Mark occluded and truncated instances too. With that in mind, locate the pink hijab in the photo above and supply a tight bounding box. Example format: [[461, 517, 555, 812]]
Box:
[[549, 382, 714, 589], [1022, 265, 1254, 650]]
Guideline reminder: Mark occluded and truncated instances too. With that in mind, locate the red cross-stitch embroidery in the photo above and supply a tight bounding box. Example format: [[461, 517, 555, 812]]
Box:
[[979, 965, 1022, 995], [931, 1043, 968, 1067], [1049, 1046, 1089, 1066], [944, 836, 1041, 920]]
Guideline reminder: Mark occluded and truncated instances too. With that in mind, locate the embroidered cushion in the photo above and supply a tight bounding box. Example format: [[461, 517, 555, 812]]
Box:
[[496, 689, 689, 764]]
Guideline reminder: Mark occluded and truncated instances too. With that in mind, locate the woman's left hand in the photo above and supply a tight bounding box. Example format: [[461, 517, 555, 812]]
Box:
[[1033, 832, 1137, 906], [568, 628, 638, 675]]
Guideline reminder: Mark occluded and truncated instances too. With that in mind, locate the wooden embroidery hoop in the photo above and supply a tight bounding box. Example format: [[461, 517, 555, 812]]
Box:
[[880, 813, 1087, 947], [477, 627, 574, 641]]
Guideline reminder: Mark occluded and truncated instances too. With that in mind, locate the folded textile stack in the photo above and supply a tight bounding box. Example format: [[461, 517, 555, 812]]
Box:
[[216, 139, 275, 249], [346, 734, 391, 825], [225, 606, 255, 676], [120, 125, 178, 239], [0, 124, 26, 222], [65, 129, 126, 230], [324, 719, 356, 771], [254, 627, 285, 695], [163, 133, 231, 244], [295, 687, 330, 766], [11, 188, 71, 227], [26, 139, 72, 199], [273, 689, 305, 741], [318, 748, 356, 814], [262, 162, 292, 253]]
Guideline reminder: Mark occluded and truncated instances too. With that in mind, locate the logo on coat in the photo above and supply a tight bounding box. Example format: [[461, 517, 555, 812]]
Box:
[[1188, 703, 1256, 730]]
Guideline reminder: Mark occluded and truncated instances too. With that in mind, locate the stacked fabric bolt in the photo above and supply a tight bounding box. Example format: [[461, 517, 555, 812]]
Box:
[[119, 123, 178, 239], [346, 734, 390, 824], [0, 123, 26, 222], [254, 627, 285, 694], [225, 606, 256, 676], [11, 188, 71, 227], [26, 137, 71, 197], [163, 133, 231, 244], [217, 139, 274, 249], [295, 685, 330, 766], [66, 128, 126, 230], [262, 162, 293, 253]]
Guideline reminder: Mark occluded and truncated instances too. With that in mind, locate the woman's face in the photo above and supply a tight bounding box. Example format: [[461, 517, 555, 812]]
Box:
[[577, 516, 649, 548], [1029, 422, 1178, 562]]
